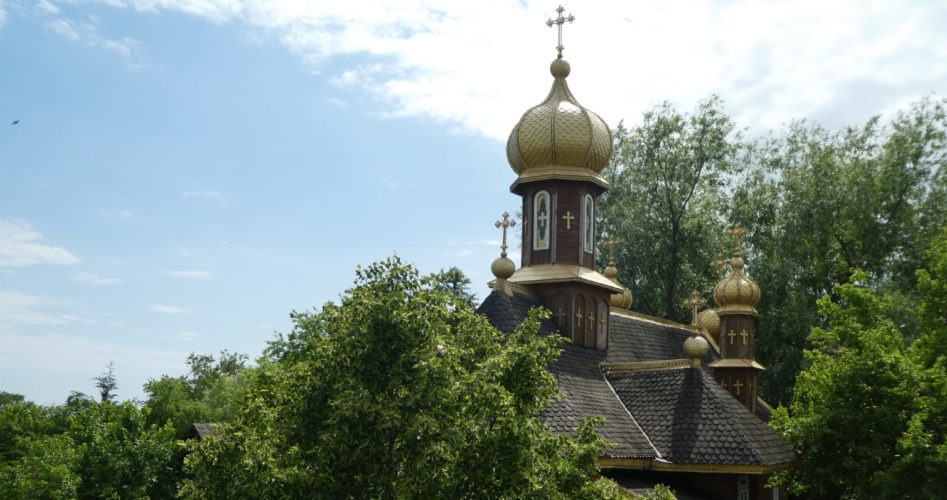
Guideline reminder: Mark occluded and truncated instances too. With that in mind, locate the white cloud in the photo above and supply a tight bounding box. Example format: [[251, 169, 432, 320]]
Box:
[[0, 290, 79, 325], [101, 209, 139, 222], [72, 271, 122, 286], [0, 219, 80, 267], [37, 0, 60, 14], [167, 270, 213, 279], [181, 190, 229, 205], [45, 14, 143, 60], [40, 1, 947, 137], [0, 1, 6, 28], [148, 304, 187, 314]]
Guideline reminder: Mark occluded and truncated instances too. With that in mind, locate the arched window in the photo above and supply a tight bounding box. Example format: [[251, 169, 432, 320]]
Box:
[[533, 191, 551, 250], [582, 194, 594, 253]]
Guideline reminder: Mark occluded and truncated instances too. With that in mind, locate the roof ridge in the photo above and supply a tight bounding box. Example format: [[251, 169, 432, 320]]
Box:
[[602, 373, 662, 459]]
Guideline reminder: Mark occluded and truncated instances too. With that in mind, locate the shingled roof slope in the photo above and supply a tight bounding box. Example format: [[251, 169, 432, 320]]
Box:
[[607, 313, 718, 365], [477, 290, 657, 459], [476, 289, 555, 335], [544, 345, 659, 459], [607, 367, 796, 467]]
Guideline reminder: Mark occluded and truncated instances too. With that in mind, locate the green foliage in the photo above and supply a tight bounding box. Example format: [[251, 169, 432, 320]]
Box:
[[635, 484, 677, 499], [600, 96, 738, 322], [732, 97, 947, 404], [0, 400, 179, 499], [772, 230, 947, 498], [94, 361, 119, 404], [182, 256, 618, 498], [144, 350, 250, 439], [428, 266, 478, 309]]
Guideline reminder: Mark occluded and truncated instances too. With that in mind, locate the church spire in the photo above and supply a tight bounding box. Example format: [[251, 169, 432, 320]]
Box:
[[498, 6, 620, 350], [709, 223, 764, 413]]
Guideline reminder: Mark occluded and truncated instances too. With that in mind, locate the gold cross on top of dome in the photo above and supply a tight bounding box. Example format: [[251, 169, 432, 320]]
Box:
[[546, 5, 575, 58], [495, 212, 516, 258], [684, 290, 707, 327], [729, 223, 747, 256], [606, 237, 619, 266]]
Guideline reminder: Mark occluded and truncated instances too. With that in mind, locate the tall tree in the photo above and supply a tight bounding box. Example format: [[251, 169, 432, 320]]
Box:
[[94, 362, 118, 404], [181, 256, 618, 499], [771, 230, 947, 497], [731, 96, 947, 403], [600, 96, 739, 322]]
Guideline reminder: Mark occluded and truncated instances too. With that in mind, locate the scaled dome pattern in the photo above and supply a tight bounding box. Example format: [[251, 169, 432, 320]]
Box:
[[506, 58, 612, 189], [713, 256, 761, 316]]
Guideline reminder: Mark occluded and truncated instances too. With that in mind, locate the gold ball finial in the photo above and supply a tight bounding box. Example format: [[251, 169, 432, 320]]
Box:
[[604, 237, 632, 309], [684, 333, 709, 367], [697, 308, 720, 338]]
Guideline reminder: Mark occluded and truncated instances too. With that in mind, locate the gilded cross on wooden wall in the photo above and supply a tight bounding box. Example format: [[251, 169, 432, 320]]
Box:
[[494, 212, 516, 258], [561, 211, 575, 230], [683, 290, 706, 327], [546, 5, 575, 58]]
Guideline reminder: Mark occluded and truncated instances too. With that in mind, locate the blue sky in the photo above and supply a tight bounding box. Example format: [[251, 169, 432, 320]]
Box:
[[2, 0, 945, 404]]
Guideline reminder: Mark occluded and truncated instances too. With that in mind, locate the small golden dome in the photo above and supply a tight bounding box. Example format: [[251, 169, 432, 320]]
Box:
[[713, 256, 761, 316], [604, 239, 632, 310], [491, 256, 515, 280], [506, 58, 612, 192], [684, 334, 709, 366], [697, 308, 720, 337]]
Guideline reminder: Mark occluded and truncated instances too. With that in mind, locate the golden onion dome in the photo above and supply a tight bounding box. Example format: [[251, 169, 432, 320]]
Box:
[[506, 58, 612, 192], [697, 308, 720, 338], [712, 256, 761, 316]]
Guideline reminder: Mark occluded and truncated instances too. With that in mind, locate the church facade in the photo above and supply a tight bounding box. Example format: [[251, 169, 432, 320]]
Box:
[[476, 9, 796, 499]]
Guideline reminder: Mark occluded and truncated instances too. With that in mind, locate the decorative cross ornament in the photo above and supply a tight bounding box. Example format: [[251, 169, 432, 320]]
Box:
[[733, 379, 744, 396], [683, 290, 707, 327], [546, 5, 575, 58], [561, 211, 575, 230], [728, 330, 737, 344], [740, 329, 749, 345], [730, 223, 747, 256], [606, 237, 619, 265], [710, 255, 728, 278], [494, 212, 516, 258]]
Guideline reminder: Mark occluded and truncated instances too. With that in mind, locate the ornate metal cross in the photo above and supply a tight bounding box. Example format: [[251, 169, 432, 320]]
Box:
[[494, 211, 516, 258], [606, 236, 619, 265], [683, 290, 707, 327], [546, 5, 575, 58], [729, 223, 747, 256], [561, 211, 575, 230], [710, 254, 728, 278]]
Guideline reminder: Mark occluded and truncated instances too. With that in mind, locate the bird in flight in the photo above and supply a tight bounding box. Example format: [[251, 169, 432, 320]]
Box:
[[10, 120, 18, 125]]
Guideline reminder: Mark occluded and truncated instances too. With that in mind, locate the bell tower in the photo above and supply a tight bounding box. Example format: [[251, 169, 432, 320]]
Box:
[[501, 6, 622, 349]]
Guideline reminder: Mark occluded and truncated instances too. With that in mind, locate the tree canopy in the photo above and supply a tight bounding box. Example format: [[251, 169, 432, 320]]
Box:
[[181, 256, 618, 498], [770, 228, 947, 498]]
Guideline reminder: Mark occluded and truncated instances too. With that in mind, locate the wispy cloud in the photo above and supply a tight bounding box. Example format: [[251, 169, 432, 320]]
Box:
[[0, 290, 79, 325], [72, 271, 122, 286], [45, 14, 143, 61], [101, 209, 139, 223], [0, 219, 79, 267], [37, 0, 59, 14], [148, 304, 186, 314], [0, 1, 7, 29], [167, 270, 213, 279], [181, 190, 229, 206]]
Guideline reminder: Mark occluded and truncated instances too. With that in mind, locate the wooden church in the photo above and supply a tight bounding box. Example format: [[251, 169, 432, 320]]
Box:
[[476, 8, 796, 499]]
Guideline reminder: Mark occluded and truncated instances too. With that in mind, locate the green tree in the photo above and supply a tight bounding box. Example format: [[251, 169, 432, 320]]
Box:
[[182, 256, 618, 499], [600, 96, 738, 322], [94, 361, 118, 404], [144, 350, 250, 439], [1, 400, 178, 499], [428, 266, 477, 309], [771, 229, 947, 498], [732, 97, 947, 404]]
